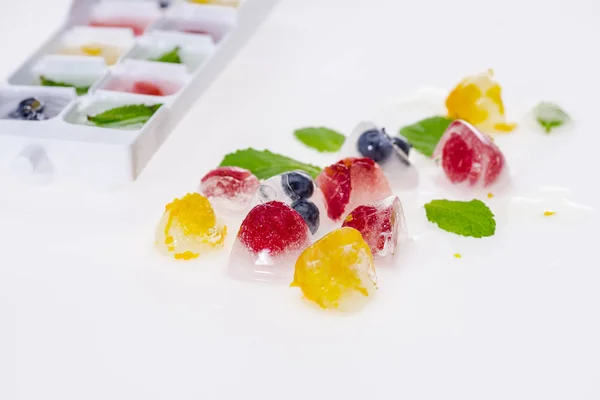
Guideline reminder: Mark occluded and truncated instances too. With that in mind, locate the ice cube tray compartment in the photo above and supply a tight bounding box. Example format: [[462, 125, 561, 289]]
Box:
[[0, 0, 281, 186]]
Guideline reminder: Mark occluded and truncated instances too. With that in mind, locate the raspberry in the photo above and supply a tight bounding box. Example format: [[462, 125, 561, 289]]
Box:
[[200, 167, 259, 202], [316, 162, 351, 221]]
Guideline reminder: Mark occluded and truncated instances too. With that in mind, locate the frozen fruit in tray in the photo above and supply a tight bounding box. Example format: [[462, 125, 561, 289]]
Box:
[[132, 81, 164, 96], [156, 193, 227, 260], [188, 0, 239, 6], [89, 21, 148, 36], [256, 171, 324, 235], [60, 44, 122, 66], [227, 201, 311, 282], [446, 69, 516, 133], [8, 98, 47, 121], [316, 157, 392, 222], [433, 119, 507, 188], [199, 167, 260, 211], [105, 78, 180, 96], [341, 122, 418, 189], [291, 227, 377, 311], [342, 196, 406, 258], [87, 104, 162, 128]]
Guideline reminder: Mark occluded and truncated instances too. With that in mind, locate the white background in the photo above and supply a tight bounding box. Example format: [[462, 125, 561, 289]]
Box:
[[1, 0, 600, 399]]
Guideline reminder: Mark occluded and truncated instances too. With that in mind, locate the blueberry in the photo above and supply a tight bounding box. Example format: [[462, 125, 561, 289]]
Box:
[[357, 129, 393, 162], [292, 199, 320, 234], [13, 97, 45, 121], [282, 171, 314, 200], [392, 136, 412, 157], [158, 0, 170, 8]]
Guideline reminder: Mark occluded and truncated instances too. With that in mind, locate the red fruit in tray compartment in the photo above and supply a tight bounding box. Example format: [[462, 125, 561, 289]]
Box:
[[238, 201, 310, 257], [342, 196, 404, 257], [317, 157, 392, 221], [200, 167, 259, 203], [434, 120, 506, 188], [132, 81, 164, 96], [89, 21, 146, 36]]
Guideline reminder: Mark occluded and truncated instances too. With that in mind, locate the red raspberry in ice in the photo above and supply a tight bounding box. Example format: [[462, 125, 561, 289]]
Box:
[[317, 157, 392, 221], [434, 120, 506, 188], [342, 196, 403, 256], [200, 167, 259, 203], [238, 201, 310, 257], [316, 162, 352, 221], [132, 81, 163, 96]]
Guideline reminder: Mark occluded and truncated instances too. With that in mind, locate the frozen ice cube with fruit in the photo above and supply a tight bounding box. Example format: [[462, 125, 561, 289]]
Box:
[[291, 227, 377, 311], [433, 119, 508, 188], [199, 167, 260, 212], [342, 196, 407, 259], [155, 193, 227, 260], [341, 121, 418, 189], [227, 201, 311, 282], [316, 157, 392, 222]]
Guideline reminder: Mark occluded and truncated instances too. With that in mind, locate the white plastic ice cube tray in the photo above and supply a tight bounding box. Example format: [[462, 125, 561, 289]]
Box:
[[0, 0, 279, 187]]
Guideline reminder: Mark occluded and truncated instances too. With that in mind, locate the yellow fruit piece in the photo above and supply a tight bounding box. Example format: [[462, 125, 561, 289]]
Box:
[[156, 193, 226, 260], [446, 69, 516, 133], [291, 227, 376, 310], [188, 0, 239, 6], [543, 211, 556, 217], [81, 44, 103, 56]]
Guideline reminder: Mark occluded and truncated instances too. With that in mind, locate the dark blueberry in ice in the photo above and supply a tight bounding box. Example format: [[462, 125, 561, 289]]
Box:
[[292, 199, 320, 234], [392, 136, 412, 157], [13, 97, 45, 120], [158, 0, 170, 8], [357, 129, 393, 162], [282, 171, 314, 200]]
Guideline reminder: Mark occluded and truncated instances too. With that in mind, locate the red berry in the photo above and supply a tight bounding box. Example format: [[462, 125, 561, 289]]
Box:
[[200, 167, 259, 201], [441, 133, 475, 184], [316, 162, 351, 221], [238, 201, 310, 257], [343, 205, 390, 253], [132, 81, 163, 96]]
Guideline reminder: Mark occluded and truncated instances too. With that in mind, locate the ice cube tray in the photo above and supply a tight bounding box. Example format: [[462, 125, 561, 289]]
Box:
[[0, 0, 279, 187]]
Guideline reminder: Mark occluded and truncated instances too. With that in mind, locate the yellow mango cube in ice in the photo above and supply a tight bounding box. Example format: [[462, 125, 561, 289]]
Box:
[[156, 193, 226, 260], [291, 227, 377, 311], [446, 69, 516, 133]]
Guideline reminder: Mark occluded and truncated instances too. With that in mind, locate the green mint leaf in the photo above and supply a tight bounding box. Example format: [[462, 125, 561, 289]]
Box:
[[424, 199, 496, 238], [399, 116, 453, 157], [533, 102, 570, 133], [40, 76, 90, 96], [87, 104, 162, 128], [293, 127, 345, 152], [151, 47, 182, 64], [219, 148, 322, 179]]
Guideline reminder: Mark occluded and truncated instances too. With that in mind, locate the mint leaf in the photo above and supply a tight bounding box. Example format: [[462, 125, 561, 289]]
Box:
[[294, 127, 345, 152], [151, 47, 182, 64], [219, 148, 322, 179], [40, 76, 90, 96], [399, 116, 453, 157], [424, 199, 496, 238], [87, 104, 162, 128], [533, 102, 570, 133]]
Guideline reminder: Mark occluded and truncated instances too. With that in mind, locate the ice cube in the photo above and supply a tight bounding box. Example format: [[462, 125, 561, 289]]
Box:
[[155, 193, 226, 260], [433, 119, 508, 188], [255, 170, 328, 235], [199, 167, 259, 213], [291, 227, 377, 311], [342, 196, 407, 259], [227, 201, 311, 282], [340, 121, 419, 189], [316, 157, 392, 222]]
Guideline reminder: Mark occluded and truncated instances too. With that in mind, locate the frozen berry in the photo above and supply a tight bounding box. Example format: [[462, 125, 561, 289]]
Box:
[[291, 199, 320, 234], [282, 171, 314, 200], [357, 129, 393, 162], [238, 201, 310, 257], [200, 167, 259, 205], [132, 81, 163, 96], [14, 97, 45, 120], [316, 162, 351, 221], [158, 0, 170, 8], [392, 136, 412, 157]]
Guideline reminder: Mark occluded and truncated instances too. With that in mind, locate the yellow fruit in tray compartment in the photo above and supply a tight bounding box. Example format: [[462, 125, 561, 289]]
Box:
[[291, 227, 377, 311], [156, 193, 226, 260], [188, 0, 239, 7], [60, 43, 121, 65], [446, 69, 516, 133]]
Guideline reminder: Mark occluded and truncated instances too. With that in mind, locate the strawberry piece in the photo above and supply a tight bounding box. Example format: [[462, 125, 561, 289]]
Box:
[[200, 167, 259, 203], [238, 201, 310, 257], [132, 81, 163, 96], [434, 120, 506, 188], [316, 162, 351, 221], [89, 21, 145, 36]]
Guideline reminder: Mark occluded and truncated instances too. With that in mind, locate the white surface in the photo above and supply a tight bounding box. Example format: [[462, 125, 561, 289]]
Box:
[[1, 0, 600, 399]]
